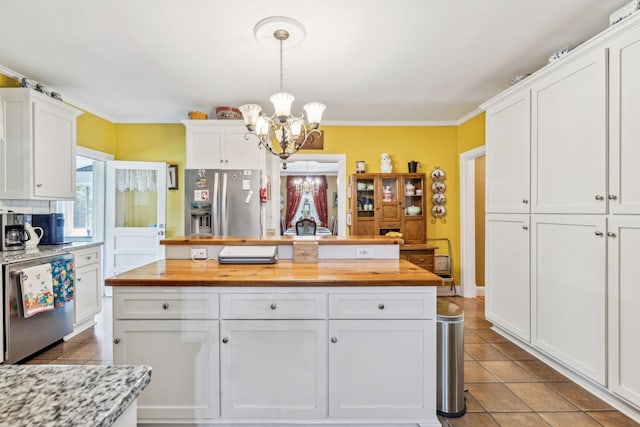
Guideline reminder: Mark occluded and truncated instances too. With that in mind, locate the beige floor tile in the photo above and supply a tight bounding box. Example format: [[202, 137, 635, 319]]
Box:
[[465, 360, 499, 383], [466, 383, 532, 412], [491, 412, 551, 426], [586, 411, 640, 426], [507, 383, 577, 412], [464, 329, 486, 344], [539, 411, 602, 426], [464, 317, 493, 330], [465, 343, 510, 361], [464, 351, 475, 361], [491, 342, 536, 360], [463, 390, 486, 413], [32, 341, 81, 360], [480, 360, 539, 383], [446, 412, 500, 427], [516, 360, 569, 382], [56, 342, 100, 360], [473, 329, 510, 343], [548, 382, 614, 411], [49, 359, 88, 365]]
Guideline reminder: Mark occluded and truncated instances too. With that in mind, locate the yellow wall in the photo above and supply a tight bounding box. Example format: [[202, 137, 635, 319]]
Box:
[[77, 112, 116, 154], [114, 124, 185, 238]]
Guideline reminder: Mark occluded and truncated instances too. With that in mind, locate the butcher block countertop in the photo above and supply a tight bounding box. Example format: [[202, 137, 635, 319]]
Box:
[[105, 259, 443, 287], [161, 235, 404, 246]]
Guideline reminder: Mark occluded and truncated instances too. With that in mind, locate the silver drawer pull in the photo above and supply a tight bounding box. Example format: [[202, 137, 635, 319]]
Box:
[[607, 232, 617, 238], [162, 303, 170, 310], [222, 337, 229, 344], [378, 303, 385, 310], [522, 199, 528, 204], [522, 225, 528, 230], [86, 256, 92, 260], [113, 338, 121, 344], [418, 258, 425, 262], [595, 195, 604, 201], [270, 303, 277, 310], [595, 231, 603, 236], [331, 337, 337, 343], [608, 195, 618, 200]]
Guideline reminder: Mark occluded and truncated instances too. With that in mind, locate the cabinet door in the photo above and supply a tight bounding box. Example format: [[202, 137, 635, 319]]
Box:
[[185, 125, 224, 169], [608, 217, 640, 406], [531, 215, 606, 385], [220, 320, 327, 418], [74, 263, 102, 324], [378, 175, 401, 222], [485, 90, 531, 213], [113, 320, 219, 421], [609, 27, 640, 214], [485, 214, 530, 341], [32, 99, 76, 199], [402, 175, 426, 243], [329, 319, 435, 420], [531, 49, 607, 214], [0, 95, 30, 198], [224, 127, 263, 170]]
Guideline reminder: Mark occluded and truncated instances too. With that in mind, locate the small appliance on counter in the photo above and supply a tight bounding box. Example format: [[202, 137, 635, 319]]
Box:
[[31, 213, 66, 245], [0, 213, 30, 251]]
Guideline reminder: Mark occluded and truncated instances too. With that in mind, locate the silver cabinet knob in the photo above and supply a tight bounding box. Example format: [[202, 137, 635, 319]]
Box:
[[608, 195, 618, 200], [418, 258, 425, 262], [270, 303, 277, 310], [522, 199, 528, 204], [378, 303, 385, 310], [595, 195, 604, 201], [162, 303, 170, 310], [36, 183, 43, 188], [522, 225, 528, 230], [331, 337, 338, 343], [607, 232, 617, 238], [222, 337, 229, 344], [113, 338, 121, 344], [77, 277, 82, 282], [595, 231, 603, 236]]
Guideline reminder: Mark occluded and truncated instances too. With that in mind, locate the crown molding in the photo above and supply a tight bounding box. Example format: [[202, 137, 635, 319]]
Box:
[[454, 108, 484, 125], [322, 120, 459, 127]]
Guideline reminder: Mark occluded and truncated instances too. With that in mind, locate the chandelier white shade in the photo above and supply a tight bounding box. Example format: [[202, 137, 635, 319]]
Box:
[[240, 17, 326, 169]]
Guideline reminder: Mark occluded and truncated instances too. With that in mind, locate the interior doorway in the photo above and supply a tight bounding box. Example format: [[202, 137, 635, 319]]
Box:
[[459, 146, 486, 298]]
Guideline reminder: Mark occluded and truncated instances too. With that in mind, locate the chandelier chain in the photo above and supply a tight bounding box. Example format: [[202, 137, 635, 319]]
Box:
[[279, 39, 284, 93]]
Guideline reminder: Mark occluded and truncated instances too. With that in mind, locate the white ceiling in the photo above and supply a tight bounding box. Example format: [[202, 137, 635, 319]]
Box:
[[0, 0, 630, 124]]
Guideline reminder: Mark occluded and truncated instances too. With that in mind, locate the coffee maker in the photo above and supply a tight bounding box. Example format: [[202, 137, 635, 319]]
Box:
[[0, 213, 30, 251]]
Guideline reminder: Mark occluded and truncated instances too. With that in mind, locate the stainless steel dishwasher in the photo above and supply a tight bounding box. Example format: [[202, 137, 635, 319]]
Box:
[[3, 253, 74, 364]]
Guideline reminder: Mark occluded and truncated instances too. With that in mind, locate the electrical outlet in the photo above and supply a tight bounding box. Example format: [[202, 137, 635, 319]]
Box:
[[191, 247, 208, 260], [356, 247, 372, 259]]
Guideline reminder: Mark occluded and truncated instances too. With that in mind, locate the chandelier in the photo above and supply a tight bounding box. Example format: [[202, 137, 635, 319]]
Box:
[[239, 18, 326, 170], [294, 176, 320, 194]]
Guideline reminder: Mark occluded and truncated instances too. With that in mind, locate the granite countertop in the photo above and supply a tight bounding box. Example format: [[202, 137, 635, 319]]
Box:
[[105, 259, 443, 287], [0, 364, 151, 427], [0, 242, 102, 264]]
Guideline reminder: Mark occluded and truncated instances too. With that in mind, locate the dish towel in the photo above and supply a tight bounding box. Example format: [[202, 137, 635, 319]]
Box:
[[20, 264, 54, 318], [51, 259, 75, 307]]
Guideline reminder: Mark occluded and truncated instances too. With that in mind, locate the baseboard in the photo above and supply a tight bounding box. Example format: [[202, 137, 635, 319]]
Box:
[[475, 286, 485, 296]]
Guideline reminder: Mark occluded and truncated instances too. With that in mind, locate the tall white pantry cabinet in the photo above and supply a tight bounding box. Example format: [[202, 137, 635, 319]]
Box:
[[482, 14, 640, 414]]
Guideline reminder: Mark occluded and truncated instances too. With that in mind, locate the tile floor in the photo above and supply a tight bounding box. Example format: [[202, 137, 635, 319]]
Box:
[[22, 296, 640, 426]]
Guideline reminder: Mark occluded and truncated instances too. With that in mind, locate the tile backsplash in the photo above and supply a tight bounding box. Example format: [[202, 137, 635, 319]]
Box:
[[0, 199, 54, 214]]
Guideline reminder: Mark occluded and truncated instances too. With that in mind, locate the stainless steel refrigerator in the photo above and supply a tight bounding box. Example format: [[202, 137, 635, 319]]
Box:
[[184, 169, 262, 236]]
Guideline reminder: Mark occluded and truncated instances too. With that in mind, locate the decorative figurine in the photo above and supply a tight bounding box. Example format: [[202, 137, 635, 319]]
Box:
[[380, 153, 393, 173]]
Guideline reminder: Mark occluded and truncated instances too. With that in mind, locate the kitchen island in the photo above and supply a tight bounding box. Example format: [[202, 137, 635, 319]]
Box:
[[106, 257, 442, 426], [0, 364, 151, 427]]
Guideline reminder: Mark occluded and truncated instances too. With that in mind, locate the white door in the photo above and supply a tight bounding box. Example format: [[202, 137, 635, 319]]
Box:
[[113, 319, 219, 421], [608, 216, 640, 406], [104, 161, 166, 281], [219, 320, 327, 419], [328, 319, 435, 420], [485, 214, 530, 341]]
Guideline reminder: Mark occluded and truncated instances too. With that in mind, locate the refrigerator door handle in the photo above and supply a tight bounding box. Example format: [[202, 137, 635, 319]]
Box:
[[212, 172, 220, 236], [221, 173, 229, 236]]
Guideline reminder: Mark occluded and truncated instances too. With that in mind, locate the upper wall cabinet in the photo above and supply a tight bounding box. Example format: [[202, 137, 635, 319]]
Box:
[[531, 49, 608, 214], [609, 26, 640, 214], [182, 120, 265, 171], [485, 90, 531, 213], [0, 88, 82, 200]]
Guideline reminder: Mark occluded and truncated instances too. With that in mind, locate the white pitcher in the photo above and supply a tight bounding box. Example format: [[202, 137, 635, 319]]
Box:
[[24, 223, 44, 248]]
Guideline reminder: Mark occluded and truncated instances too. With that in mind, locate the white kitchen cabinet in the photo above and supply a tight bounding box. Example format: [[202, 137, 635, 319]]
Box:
[[485, 214, 530, 341], [73, 246, 102, 330], [609, 26, 640, 214], [608, 217, 640, 407], [182, 120, 264, 170], [329, 319, 435, 420], [531, 49, 608, 214], [0, 88, 81, 200], [531, 215, 607, 385], [219, 320, 327, 418], [113, 319, 220, 421], [485, 90, 531, 213]]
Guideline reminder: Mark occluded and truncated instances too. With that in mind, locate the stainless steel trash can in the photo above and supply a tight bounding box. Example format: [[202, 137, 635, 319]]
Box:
[[437, 300, 466, 417]]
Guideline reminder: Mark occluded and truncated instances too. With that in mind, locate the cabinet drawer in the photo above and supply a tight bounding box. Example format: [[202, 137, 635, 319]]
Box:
[[329, 293, 435, 319], [74, 248, 100, 267], [220, 294, 327, 319], [114, 293, 219, 320], [379, 221, 401, 229], [407, 254, 435, 271]]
